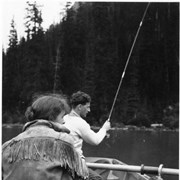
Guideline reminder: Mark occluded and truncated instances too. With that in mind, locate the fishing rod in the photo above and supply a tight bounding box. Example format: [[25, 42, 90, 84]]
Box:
[[108, 2, 150, 121], [86, 162, 179, 176]]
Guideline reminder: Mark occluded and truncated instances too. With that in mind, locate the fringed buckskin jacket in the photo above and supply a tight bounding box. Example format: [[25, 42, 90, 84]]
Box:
[[2, 120, 89, 180]]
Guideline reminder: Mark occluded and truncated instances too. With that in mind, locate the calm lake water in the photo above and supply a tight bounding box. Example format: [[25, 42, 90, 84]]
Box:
[[2, 125, 179, 180]]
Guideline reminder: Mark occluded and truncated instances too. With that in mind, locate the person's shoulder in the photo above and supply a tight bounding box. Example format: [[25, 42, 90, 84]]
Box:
[[58, 132, 75, 145], [2, 139, 12, 151], [76, 118, 90, 129], [74, 116, 87, 124], [65, 115, 89, 126], [64, 113, 83, 121], [2, 131, 25, 151]]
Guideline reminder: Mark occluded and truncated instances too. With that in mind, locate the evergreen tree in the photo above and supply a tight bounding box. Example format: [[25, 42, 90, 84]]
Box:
[[8, 18, 18, 48], [25, 1, 43, 39]]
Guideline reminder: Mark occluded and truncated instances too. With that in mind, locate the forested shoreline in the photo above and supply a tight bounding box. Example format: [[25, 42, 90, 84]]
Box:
[[2, 2, 179, 129]]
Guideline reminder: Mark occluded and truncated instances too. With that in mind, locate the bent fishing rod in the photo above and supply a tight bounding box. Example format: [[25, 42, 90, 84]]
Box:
[[108, 2, 150, 121]]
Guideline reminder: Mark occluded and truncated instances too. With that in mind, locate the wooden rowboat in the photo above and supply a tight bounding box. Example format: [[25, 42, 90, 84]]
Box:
[[86, 157, 151, 180], [85, 157, 179, 180]]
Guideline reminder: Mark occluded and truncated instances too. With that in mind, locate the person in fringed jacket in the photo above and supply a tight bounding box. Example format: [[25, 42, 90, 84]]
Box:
[[2, 93, 89, 180]]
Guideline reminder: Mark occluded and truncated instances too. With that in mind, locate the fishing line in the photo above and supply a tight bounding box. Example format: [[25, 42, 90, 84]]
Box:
[[108, 2, 150, 121]]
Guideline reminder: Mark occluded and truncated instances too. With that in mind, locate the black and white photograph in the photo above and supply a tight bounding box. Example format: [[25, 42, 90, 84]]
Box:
[[2, 1, 179, 180]]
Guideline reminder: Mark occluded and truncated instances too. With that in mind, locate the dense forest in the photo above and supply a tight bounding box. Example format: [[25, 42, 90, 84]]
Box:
[[2, 2, 179, 129]]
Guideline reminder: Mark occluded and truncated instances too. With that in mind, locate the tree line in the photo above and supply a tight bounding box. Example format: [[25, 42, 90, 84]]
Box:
[[2, 2, 179, 128]]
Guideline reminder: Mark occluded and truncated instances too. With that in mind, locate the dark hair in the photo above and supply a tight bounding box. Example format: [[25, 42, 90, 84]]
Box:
[[70, 91, 91, 108], [25, 94, 70, 121]]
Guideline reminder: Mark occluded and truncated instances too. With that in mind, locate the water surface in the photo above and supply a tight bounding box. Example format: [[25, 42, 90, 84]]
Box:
[[2, 126, 179, 180]]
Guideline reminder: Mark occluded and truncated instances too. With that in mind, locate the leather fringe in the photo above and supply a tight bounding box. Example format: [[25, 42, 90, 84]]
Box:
[[2, 137, 89, 179]]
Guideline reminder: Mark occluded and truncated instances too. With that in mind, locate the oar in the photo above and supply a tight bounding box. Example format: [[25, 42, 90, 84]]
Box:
[[86, 162, 179, 176]]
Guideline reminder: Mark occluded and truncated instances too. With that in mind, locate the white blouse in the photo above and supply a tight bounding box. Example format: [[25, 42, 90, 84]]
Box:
[[63, 110, 107, 158]]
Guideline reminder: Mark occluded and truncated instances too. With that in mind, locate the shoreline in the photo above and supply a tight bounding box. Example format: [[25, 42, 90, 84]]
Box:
[[91, 126, 179, 132], [2, 123, 179, 132]]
